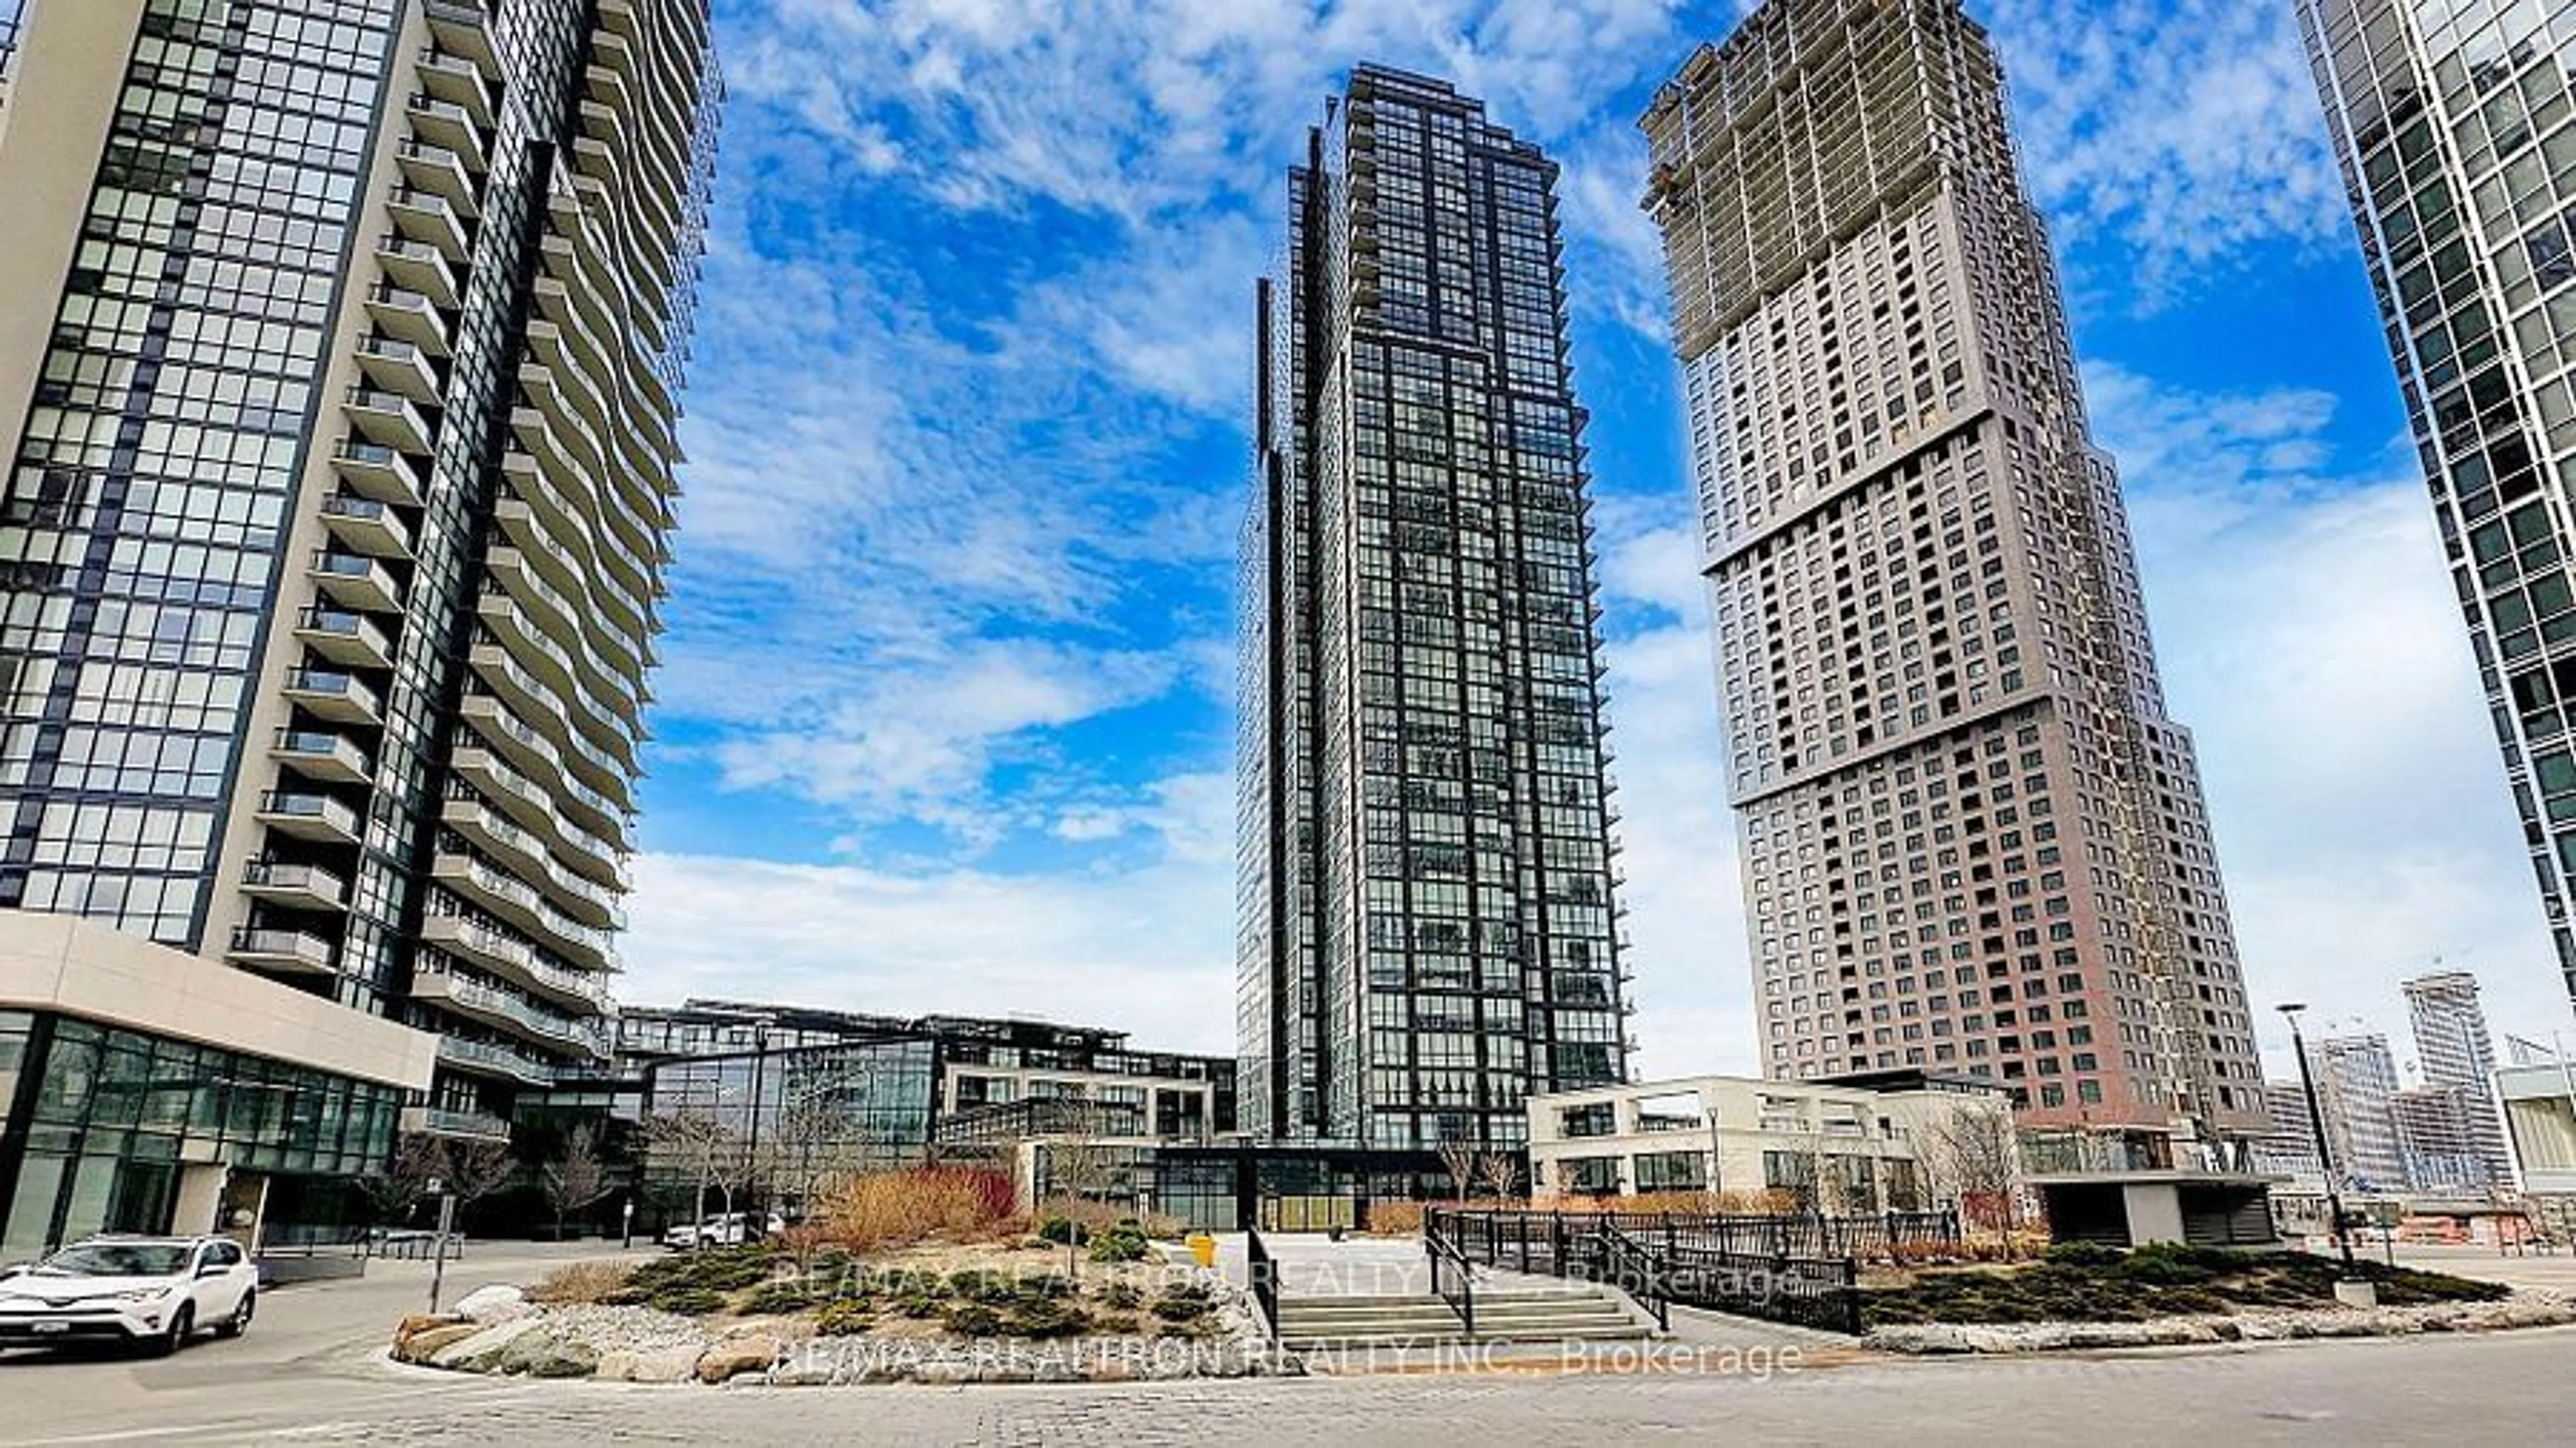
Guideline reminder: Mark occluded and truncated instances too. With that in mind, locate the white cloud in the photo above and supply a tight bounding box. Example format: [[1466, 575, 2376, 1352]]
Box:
[[1976, 0, 2351, 304], [2090, 368, 2575, 1066], [1592, 506, 1758, 1080], [620, 842, 1234, 1054], [710, 638, 1187, 835]]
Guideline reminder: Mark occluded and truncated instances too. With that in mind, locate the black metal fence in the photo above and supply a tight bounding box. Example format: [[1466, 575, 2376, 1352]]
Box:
[[1245, 1225, 1281, 1343], [1428, 1208, 1894, 1335], [1424, 1218, 1477, 1338], [1597, 1209, 1957, 1264]]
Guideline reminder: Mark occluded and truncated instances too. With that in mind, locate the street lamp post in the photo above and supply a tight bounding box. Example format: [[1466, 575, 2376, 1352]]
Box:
[[2277, 1003, 2359, 1274]]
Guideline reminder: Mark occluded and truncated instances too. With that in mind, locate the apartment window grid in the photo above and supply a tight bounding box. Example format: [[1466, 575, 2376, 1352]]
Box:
[[0, 0, 398, 952], [1349, 87, 1622, 1152], [1245, 70, 1626, 1152], [356, 2, 590, 1070], [1652, 0, 2265, 1132], [2299, 0, 2576, 1002], [400, 0, 719, 1108]]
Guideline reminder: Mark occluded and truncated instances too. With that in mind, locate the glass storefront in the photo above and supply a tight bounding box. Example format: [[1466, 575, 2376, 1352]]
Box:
[[0, 1010, 403, 1264], [637, 1038, 938, 1223]]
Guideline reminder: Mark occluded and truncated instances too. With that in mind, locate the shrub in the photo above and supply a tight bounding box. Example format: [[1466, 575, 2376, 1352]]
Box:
[[1038, 1216, 1088, 1246], [739, 1278, 831, 1315], [2365, 1263, 2511, 1306], [527, 1260, 635, 1305], [946, 1269, 1019, 1305], [1365, 1202, 1425, 1237], [812, 1299, 875, 1337], [1001, 1297, 1092, 1339], [1151, 1282, 1215, 1325], [1088, 1221, 1152, 1264], [822, 1167, 1018, 1251], [606, 1243, 782, 1306], [2044, 1242, 2125, 1269], [647, 1286, 729, 1317], [2118, 1243, 2239, 1286], [876, 1270, 950, 1318], [942, 1302, 1004, 1337], [1095, 1281, 1144, 1311]]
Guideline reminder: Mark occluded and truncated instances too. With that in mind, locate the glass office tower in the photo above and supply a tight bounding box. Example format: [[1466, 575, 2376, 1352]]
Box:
[[0, 0, 718, 1190], [2296, 0, 2576, 1017], [1239, 66, 1629, 1150], [1640, 0, 2267, 1148]]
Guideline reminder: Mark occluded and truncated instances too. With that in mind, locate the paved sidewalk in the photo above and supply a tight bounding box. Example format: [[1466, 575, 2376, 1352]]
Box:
[[2388, 1243, 2576, 1294]]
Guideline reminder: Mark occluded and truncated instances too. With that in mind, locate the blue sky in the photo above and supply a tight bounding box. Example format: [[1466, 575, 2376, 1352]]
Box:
[[619, 0, 2575, 1081]]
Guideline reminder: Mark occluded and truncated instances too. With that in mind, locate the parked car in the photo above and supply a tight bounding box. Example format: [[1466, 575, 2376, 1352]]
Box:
[[0, 1236, 257, 1355], [660, 1212, 782, 1249]]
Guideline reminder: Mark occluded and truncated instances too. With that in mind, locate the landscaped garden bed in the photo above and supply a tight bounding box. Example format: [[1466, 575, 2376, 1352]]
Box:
[[388, 1170, 1292, 1386], [1856, 1242, 2574, 1354]]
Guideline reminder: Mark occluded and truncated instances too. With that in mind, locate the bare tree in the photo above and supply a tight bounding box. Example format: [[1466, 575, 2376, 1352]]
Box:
[[1040, 1111, 1120, 1281], [644, 1108, 750, 1245], [541, 1125, 614, 1240], [360, 1133, 445, 1227], [1438, 1141, 1480, 1203], [757, 1093, 867, 1223], [1919, 1105, 2024, 1252], [1474, 1152, 1523, 1204], [440, 1137, 516, 1208]]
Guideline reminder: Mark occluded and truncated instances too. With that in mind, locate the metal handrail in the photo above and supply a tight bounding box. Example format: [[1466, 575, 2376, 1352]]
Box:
[[1595, 1219, 1670, 1333], [1244, 1225, 1281, 1345], [1435, 1206, 1869, 1335], [1424, 1210, 1476, 1339]]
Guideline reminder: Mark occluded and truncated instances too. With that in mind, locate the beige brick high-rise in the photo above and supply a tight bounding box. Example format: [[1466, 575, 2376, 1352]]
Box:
[[1640, 0, 2266, 1146]]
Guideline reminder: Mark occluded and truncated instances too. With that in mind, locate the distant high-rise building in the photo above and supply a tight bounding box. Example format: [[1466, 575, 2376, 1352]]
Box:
[[1638, 0, 2266, 1146], [2310, 1033, 2410, 1191], [0, 0, 716, 1256], [2297, 0, 2576, 1015], [1239, 66, 1629, 1150], [2253, 1080, 2326, 1180], [2402, 968, 2514, 1185], [2392, 1083, 2491, 1192]]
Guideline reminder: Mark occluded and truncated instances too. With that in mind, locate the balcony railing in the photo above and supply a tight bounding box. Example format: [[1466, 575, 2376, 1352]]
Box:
[[435, 1033, 557, 1087]]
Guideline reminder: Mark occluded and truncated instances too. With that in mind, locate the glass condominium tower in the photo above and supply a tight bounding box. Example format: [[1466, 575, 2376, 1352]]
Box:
[[1238, 66, 1629, 1150], [2296, 0, 2576, 1015], [0, 0, 716, 1149], [1640, 0, 2267, 1145]]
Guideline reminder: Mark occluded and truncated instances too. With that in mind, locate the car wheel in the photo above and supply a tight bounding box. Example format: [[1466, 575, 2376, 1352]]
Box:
[[148, 1303, 195, 1357], [214, 1290, 254, 1339]]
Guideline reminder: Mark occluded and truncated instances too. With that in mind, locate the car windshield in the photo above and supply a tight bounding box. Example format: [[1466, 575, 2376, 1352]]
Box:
[[34, 1243, 189, 1278]]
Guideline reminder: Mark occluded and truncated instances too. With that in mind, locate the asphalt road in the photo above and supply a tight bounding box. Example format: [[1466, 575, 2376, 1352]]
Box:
[[5, 1244, 2575, 1445]]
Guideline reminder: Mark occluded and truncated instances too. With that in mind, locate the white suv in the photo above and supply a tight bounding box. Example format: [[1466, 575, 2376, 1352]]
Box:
[[660, 1211, 782, 1249], [0, 1236, 258, 1355]]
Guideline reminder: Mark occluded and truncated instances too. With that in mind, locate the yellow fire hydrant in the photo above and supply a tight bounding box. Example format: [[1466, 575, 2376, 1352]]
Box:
[[1185, 1232, 1218, 1268]]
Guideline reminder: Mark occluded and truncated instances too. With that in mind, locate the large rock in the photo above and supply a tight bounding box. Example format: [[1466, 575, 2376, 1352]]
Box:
[[496, 1327, 600, 1380], [390, 1314, 462, 1359], [696, 1335, 780, 1385], [453, 1285, 531, 1325], [597, 1343, 706, 1384], [396, 1324, 482, 1364], [429, 1317, 544, 1372]]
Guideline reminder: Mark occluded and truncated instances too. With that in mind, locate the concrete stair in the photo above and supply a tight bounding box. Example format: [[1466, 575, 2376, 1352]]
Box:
[[1275, 1288, 1648, 1349]]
